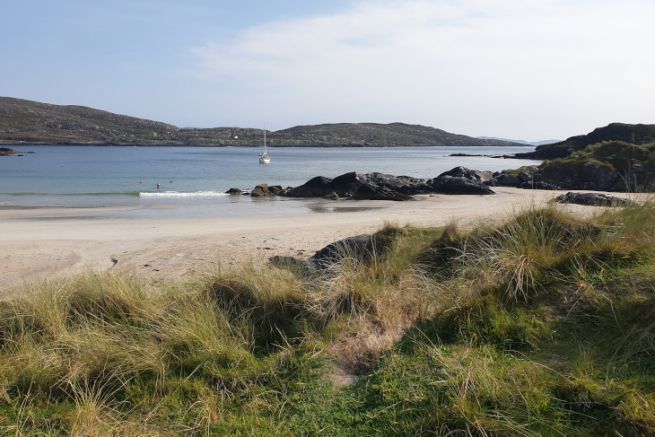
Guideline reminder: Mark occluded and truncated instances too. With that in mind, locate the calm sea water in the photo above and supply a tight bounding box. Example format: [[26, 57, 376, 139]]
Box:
[[0, 145, 538, 218]]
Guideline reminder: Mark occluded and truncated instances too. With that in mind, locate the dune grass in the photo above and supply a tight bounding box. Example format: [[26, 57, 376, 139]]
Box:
[[1, 202, 655, 434]]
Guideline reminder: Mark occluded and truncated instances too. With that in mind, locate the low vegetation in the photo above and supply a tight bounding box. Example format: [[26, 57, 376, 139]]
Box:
[[540, 141, 655, 190], [1, 202, 655, 434], [517, 122, 655, 160], [0, 97, 518, 147]]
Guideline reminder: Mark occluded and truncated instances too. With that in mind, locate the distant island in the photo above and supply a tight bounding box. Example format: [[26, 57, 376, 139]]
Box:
[[0, 97, 524, 147]]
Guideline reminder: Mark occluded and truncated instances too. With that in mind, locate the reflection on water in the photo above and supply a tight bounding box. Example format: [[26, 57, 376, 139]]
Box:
[[306, 203, 385, 213]]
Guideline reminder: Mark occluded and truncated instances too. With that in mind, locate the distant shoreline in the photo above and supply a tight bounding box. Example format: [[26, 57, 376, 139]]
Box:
[[0, 143, 534, 148]]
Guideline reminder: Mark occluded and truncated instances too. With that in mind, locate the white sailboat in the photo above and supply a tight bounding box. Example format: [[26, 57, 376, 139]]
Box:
[[258, 129, 271, 164]]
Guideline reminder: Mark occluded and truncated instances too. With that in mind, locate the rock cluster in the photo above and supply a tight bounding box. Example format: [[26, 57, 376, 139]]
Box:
[[225, 187, 243, 195], [250, 184, 286, 197], [555, 192, 637, 207], [491, 166, 560, 190], [282, 169, 496, 201], [491, 160, 649, 192], [270, 228, 402, 273], [285, 172, 432, 201], [428, 167, 495, 195]]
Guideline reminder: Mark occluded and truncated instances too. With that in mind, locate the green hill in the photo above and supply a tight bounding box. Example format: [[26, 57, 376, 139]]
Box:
[[516, 122, 655, 159], [0, 97, 521, 147]]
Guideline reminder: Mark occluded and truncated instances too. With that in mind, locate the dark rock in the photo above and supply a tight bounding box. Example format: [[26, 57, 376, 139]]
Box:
[[286, 176, 334, 197], [226, 187, 243, 195], [250, 184, 271, 197], [310, 228, 401, 269], [492, 166, 560, 189], [0, 147, 17, 156], [449, 153, 485, 157], [329, 172, 363, 197], [362, 172, 432, 195], [250, 183, 286, 197], [540, 160, 624, 191], [429, 167, 495, 195], [351, 184, 412, 201], [555, 192, 637, 207], [285, 172, 429, 201]]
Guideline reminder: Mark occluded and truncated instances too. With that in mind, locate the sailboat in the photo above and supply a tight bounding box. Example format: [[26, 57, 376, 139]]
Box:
[[258, 128, 271, 164]]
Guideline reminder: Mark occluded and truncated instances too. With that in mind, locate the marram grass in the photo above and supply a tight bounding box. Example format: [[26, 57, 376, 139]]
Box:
[[1, 203, 655, 435]]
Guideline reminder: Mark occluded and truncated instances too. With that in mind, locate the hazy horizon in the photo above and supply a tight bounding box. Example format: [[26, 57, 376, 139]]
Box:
[[2, 0, 653, 141]]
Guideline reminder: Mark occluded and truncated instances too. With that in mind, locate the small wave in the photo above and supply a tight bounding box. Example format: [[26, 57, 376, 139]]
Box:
[[2, 192, 141, 197], [139, 191, 229, 198]]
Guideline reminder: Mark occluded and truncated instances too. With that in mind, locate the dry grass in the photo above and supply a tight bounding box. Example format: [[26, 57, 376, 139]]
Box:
[[1, 203, 654, 434]]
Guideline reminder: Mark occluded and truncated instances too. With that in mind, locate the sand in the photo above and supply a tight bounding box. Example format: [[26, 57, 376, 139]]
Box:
[[0, 188, 643, 295]]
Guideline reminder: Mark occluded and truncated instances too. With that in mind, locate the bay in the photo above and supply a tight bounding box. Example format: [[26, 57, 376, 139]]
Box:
[[0, 145, 539, 217]]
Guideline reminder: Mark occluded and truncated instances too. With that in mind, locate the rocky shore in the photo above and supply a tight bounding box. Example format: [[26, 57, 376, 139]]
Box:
[[228, 144, 653, 202], [222, 127, 655, 201], [227, 167, 497, 201]]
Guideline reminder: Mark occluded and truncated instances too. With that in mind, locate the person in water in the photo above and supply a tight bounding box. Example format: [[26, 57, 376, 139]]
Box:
[[156, 182, 161, 191]]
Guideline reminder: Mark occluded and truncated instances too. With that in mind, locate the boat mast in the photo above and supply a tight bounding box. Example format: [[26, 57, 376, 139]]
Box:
[[263, 128, 267, 154]]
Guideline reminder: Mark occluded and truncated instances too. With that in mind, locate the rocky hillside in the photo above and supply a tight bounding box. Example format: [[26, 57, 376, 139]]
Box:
[[515, 123, 655, 160], [272, 123, 517, 147], [495, 140, 655, 192], [0, 97, 521, 147]]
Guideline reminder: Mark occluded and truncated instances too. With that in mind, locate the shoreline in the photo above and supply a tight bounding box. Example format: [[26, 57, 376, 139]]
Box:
[[0, 188, 645, 296], [0, 143, 534, 149]]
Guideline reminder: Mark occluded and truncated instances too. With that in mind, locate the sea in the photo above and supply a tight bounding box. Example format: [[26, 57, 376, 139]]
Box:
[[0, 145, 539, 219]]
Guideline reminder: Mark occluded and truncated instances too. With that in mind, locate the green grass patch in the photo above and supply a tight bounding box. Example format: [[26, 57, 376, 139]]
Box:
[[1, 204, 655, 434]]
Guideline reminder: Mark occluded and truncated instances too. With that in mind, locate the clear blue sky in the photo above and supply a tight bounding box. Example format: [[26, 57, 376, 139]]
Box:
[[1, 0, 654, 140]]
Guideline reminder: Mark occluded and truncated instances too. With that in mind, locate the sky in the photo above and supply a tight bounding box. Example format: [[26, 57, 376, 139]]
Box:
[[1, 0, 654, 141]]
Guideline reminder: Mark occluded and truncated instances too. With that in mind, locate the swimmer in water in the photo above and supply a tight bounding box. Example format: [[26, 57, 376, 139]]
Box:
[[156, 182, 161, 191]]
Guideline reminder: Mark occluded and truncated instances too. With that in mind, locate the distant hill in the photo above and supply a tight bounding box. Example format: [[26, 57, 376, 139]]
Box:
[[272, 123, 521, 147], [515, 123, 655, 159], [478, 136, 561, 146], [0, 97, 523, 147]]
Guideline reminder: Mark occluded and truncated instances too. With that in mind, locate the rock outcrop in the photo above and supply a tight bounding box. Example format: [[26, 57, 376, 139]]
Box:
[[495, 140, 655, 192], [513, 123, 655, 160], [285, 172, 431, 201], [428, 167, 495, 195], [491, 166, 560, 190], [250, 184, 289, 197], [225, 187, 243, 195], [540, 160, 625, 191], [310, 228, 401, 269], [0, 147, 17, 156], [555, 192, 637, 207], [285, 176, 333, 197]]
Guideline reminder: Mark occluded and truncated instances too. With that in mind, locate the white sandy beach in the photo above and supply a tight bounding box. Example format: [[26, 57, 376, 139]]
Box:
[[0, 188, 643, 295]]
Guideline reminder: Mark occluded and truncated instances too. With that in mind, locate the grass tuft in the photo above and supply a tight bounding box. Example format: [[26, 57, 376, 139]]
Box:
[[1, 203, 655, 434]]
